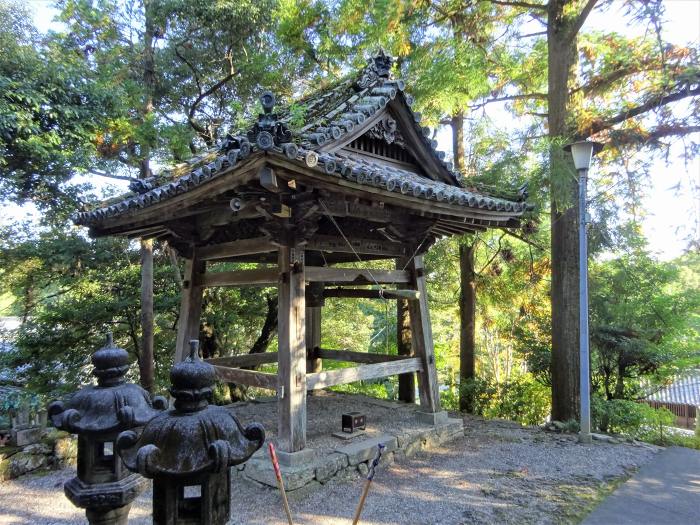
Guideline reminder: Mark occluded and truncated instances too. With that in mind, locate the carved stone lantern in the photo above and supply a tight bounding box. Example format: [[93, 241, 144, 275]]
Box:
[[48, 333, 167, 525], [116, 340, 265, 525]]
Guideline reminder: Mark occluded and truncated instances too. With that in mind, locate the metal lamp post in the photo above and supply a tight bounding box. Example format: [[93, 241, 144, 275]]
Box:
[[563, 140, 603, 444]]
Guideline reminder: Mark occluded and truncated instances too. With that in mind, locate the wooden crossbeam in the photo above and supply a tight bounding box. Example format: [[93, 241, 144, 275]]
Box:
[[306, 358, 422, 390], [323, 287, 419, 300], [206, 352, 278, 368], [317, 348, 413, 364], [197, 237, 276, 261], [305, 235, 406, 257], [212, 365, 279, 391], [199, 268, 279, 287], [305, 266, 410, 284]]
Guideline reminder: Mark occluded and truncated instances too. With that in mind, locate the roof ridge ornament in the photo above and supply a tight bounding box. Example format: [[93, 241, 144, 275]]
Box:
[[353, 50, 395, 92], [248, 91, 293, 151]]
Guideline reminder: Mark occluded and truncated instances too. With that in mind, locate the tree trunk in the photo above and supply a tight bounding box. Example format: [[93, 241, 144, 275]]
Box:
[[228, 293, 278, 402], [397, 296, 415, 402], [548, 0, 580, 422], [451, 111, 465, 174], [451, 111, 477, 413], [138, 0, 156, 393], [459, 243, 476, 412]]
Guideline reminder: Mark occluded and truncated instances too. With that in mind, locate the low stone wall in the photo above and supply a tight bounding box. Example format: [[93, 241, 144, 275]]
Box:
[[237, 417, 464, 495], [0, 429, 77, 481]]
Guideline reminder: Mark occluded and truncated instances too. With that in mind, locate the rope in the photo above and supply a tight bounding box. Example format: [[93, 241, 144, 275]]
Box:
[[318, 199, 382, 289], [401, 231, 430, 271]]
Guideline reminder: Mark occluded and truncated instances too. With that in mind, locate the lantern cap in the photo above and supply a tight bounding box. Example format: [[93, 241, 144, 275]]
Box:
[[91, 332, 130, 386], [169, 340, 216, 411], [563, 140, 604, 170], [47, 332, 167, 435], [115, 341, 265, 478]]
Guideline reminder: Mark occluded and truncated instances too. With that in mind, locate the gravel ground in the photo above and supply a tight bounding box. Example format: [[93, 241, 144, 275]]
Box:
[[231, 392, 433, 455], [0, 415, 659, 525]]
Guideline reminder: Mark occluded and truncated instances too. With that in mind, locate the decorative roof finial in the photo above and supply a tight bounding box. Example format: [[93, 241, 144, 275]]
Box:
[[248, 91, 292, 151], [353, 50, 395, 91], [373, 49, 393, 78]]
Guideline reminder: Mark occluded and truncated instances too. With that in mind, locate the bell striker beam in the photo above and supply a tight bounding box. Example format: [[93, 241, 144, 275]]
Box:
[[277, 244, 307, 452]]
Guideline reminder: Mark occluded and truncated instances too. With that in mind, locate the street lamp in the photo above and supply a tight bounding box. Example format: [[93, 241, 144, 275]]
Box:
[[563, 140, 603, 444]]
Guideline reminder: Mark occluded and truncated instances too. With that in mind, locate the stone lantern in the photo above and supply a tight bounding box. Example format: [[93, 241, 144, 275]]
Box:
[[48, 333, 167, 525], [116, 340, 265, 525]]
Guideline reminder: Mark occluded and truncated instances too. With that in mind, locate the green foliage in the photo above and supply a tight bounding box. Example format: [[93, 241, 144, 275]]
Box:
[[592, 396, 675, 442], [458, 374, 550, 426], [590, 246, 700, 400], [0, 0, 112, 216]]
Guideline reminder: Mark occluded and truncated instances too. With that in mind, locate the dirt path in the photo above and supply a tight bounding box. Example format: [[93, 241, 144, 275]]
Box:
[[0, 416, 659, 525]]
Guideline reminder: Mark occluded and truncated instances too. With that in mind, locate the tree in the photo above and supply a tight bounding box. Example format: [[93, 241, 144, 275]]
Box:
[[0, 0, 113, 220], [461, 0, 700, 420], [48, 0, 305, 388]]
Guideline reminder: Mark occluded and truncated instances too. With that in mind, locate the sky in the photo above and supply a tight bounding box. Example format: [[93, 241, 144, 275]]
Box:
[[8, 0, 700, 261]]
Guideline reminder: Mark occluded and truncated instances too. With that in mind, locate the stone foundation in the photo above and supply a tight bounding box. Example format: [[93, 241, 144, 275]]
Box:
[[237, 416, 463, 495]]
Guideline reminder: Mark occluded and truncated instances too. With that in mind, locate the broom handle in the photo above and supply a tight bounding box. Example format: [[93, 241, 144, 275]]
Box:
[[352, 479, 372, 525], [351, 443, 385, 525], [269, 443, 294, 525]]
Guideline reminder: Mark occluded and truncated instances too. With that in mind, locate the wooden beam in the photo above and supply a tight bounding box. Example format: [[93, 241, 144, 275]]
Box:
[[305, 266, 410, 284], [306, 234, 407, 257], [306, 358, 423, 390], [317, 348, 412, 364], [212, 365, 278, 390], [323, 287, 419, 300], [277, 245, 307, 452], [408, 255, 441, 413], [206, 352, 278, 368], [199, 268, 279, 287], [174, 255, 205, 363], [197, 237, 276, 261]]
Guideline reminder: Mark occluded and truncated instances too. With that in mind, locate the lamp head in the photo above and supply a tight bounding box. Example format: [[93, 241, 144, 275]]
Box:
[[563, 140, 604, 171]]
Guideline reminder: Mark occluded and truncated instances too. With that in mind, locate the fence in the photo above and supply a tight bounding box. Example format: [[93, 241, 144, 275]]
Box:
[[644, 400, 697, 429]]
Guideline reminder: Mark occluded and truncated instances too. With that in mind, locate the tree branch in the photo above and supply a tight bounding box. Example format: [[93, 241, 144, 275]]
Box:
[[576, 85, 700, 138], [470, 92, 548, 109], [607, 124, 700, 147], [568, 0, 599, 42], [489, 0, 547, 10], [87, 170, 136, 182]]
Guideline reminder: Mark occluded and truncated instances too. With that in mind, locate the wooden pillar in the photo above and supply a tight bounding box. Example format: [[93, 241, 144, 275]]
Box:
[[306, 281, 323, 379], [407, 254, 441, 414], [174, 254, 204, 363], [277, 246, 307, 452]]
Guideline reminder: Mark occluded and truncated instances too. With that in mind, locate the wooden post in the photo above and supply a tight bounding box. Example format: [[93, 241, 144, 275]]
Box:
[[277, 245, 307, 452], [306, 281, 323, 380], [174, 254, 204, 363], [407, 255, 441, 415]]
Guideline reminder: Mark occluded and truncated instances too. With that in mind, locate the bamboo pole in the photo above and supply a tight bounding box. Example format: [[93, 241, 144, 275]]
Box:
[[268, 442, 294, 525]]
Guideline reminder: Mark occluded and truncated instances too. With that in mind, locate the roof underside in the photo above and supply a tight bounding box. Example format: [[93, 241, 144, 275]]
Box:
[[75, 53, 530, 260]]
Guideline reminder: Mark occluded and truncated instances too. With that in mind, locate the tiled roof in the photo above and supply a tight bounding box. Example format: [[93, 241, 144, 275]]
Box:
[[75, 52, 529, 228], [645, 372, 700, 407]]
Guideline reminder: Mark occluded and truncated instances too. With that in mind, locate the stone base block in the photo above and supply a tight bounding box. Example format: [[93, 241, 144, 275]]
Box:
[[64, 474, 147, 510], [334, 434, 398, 466], [276, 447, 317, 467], [332, 429, 366, 440], [417, 410, 449, 426], [11, 427, 42, 447]]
